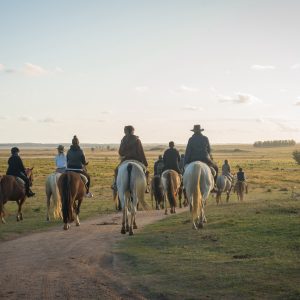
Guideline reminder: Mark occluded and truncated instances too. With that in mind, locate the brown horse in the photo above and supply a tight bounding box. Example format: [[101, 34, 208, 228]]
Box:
[[0, 168, 34, 223], [234, 181, 247, 201], [161, 169, 181, 214], [57, 171, 85, 230], [151, 175, 164, 210]]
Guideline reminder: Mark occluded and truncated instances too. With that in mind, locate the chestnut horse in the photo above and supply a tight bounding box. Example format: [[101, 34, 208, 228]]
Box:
[[161, 169, 181, 215], [57, 171, 85, 230], [0, 168, 34, 223]]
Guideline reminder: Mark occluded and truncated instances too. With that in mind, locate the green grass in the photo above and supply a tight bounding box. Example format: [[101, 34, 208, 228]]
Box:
[[116, 196, 300, 299]]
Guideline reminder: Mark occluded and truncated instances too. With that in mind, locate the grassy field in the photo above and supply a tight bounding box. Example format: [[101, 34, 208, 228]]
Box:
[[112, 144, 300, 300], [0, 144, 299, 240], [0, 144, 300, 298]]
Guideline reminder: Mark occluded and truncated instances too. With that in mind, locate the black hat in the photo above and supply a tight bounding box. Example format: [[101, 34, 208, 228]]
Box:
[[11, 147, 20, 154], [72, 135, 79, 145], [191, 124, 204, 132], [57, 145, 65, 151]]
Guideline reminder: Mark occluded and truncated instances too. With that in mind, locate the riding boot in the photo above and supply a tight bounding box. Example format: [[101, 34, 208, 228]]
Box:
[[111, 167, 118, 192], [26, 187, 35, 197]]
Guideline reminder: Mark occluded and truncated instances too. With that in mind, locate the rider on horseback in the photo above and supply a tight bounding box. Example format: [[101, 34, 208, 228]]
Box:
[[66, 135, 93, 198], [112, 125, 149, 192], [6, 147, 35, 197], [184, 125, 218, 186], [163, 141, 182, 175], [55, 144, 67, 173], [222, 159, 233, 181], [154, 155, 164, 176]]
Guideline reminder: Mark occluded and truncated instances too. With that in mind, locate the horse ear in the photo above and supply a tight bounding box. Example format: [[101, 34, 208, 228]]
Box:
[[31, 167, 34, 170]]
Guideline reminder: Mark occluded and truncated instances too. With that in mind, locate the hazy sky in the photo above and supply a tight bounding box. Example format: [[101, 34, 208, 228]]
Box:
[[1, 0, 300, 144]]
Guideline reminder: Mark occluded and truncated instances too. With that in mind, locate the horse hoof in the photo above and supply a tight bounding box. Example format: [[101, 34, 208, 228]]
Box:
[[197, 222, 204, 229], [133, 224, 138, 229], [121, 228, 126, 234], [76, 222, 80, 226], [63, 224, 70, 230], [16, 217, 20, 222], [1, 218, 6, 224], [129, 229, 134, 236], [192, 224, 198, 230], [46, 217, 50, 222]]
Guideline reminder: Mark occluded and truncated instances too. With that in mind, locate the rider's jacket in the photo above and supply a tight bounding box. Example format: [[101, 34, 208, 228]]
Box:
[[237, 171, 246, 181], [184, 133, 212, 165], [119, 134, 148, 167], [6, 154, 26, 176], [67, 145, 86, 169], [163, 148, 181, 174]]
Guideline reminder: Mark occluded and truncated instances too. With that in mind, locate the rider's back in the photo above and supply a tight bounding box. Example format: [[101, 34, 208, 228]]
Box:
[[6, 155, 25, 176], [185, 134, 210, 164], [67, 145, 86, 169]]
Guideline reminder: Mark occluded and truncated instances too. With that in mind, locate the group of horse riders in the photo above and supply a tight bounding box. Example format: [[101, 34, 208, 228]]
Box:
[[5, 124, 247, 198]]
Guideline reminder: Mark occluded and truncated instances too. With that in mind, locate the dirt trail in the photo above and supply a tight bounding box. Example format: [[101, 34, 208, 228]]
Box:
[[0, 208, 187, 299]]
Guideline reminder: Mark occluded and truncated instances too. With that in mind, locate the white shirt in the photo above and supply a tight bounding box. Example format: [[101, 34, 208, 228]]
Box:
[[55, 154, 67, 168]]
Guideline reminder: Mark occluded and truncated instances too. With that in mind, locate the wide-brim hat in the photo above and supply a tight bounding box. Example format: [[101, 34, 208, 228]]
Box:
[[191, 124, 204, 132], [57, 145, 65, 151]]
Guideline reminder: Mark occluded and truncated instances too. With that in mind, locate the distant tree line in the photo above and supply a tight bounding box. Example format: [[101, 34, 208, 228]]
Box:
[[292, 150, 300, 165], [253, 140, 296, 148]]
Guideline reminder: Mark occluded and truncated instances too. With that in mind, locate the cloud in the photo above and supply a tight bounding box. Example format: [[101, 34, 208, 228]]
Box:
[[291, 63, 300, 70], [0, 64, 4, 71], [182, 105, 203, 111], [272, 121, 300, 132], [54, 67, 63, 73], [250, 65, 276, 70], [100, 111, 111, 115], [19, 116, 34, 122], [135, 86, 149, 92], [39, 117, 55, 123], [217, 93, 262, 105], [295, 98, 300, 106], [23, 63, 48, 76], [0, 115, 9, 120], [178, 85, 198, 92]]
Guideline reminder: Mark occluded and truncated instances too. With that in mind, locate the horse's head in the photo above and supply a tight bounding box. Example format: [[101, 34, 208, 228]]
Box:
[[25, 167, 34, 186]]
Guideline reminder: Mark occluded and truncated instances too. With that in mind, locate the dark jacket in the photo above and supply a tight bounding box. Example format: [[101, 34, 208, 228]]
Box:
[[163, 148, 181, 174], [237, 171, 246, 181], [184, 133, 212, 165], [67, 145, 87, 169], [6, 154, 26, 176], [119, 134, 148, 167], [154, 159, 164, 176]]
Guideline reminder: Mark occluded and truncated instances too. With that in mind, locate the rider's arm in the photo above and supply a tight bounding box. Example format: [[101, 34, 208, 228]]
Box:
[[137, 139, 148, 167]]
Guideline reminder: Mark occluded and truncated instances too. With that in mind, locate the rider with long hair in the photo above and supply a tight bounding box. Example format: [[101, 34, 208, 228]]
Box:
[[66, 135, 93, 198]]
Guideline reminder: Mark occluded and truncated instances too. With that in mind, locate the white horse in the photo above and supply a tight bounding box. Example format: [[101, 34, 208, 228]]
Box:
[[45, 173, 62, 221], [117, 160, 147, 235], [183, 161, 214, 229], [216, 175, 234, 205]]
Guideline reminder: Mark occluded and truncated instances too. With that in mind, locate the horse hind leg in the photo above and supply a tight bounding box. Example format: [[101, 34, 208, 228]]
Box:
[[46, 192, 51, 221], [17, 198, 25, 221]]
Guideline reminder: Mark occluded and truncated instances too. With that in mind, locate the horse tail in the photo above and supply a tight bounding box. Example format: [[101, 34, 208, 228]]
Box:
[[190, 165, 202, 218], [166, 172, 177, 208], [153, 176, 164, 205], [61, 173, 74, 223], [53, 174, 62, 219], [127, 163, 133, 196]]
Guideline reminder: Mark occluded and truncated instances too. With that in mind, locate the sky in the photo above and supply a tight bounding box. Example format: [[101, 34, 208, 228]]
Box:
[[0, 0, 300, 144]]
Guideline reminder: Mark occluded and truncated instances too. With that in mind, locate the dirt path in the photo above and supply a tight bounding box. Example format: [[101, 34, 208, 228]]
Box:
[[0, 208, 187, 300]]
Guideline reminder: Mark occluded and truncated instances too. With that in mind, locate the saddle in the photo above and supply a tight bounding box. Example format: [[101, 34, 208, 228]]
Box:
[[65, 169, 88, 185], [15, 177, 25, 186]]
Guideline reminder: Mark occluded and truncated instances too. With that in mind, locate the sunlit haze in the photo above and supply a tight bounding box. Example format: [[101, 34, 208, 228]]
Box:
[[1, 0, 300, 144]]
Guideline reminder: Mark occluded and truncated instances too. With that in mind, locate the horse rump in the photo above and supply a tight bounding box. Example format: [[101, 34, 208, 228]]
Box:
[[152, 176, 164, 206], [166, 171, 177, 208]]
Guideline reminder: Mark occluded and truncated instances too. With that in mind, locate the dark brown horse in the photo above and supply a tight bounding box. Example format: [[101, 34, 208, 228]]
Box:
[[0, 168, 34, 223], [57, 171, 85, 230], [150, 175, 164, 210]]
